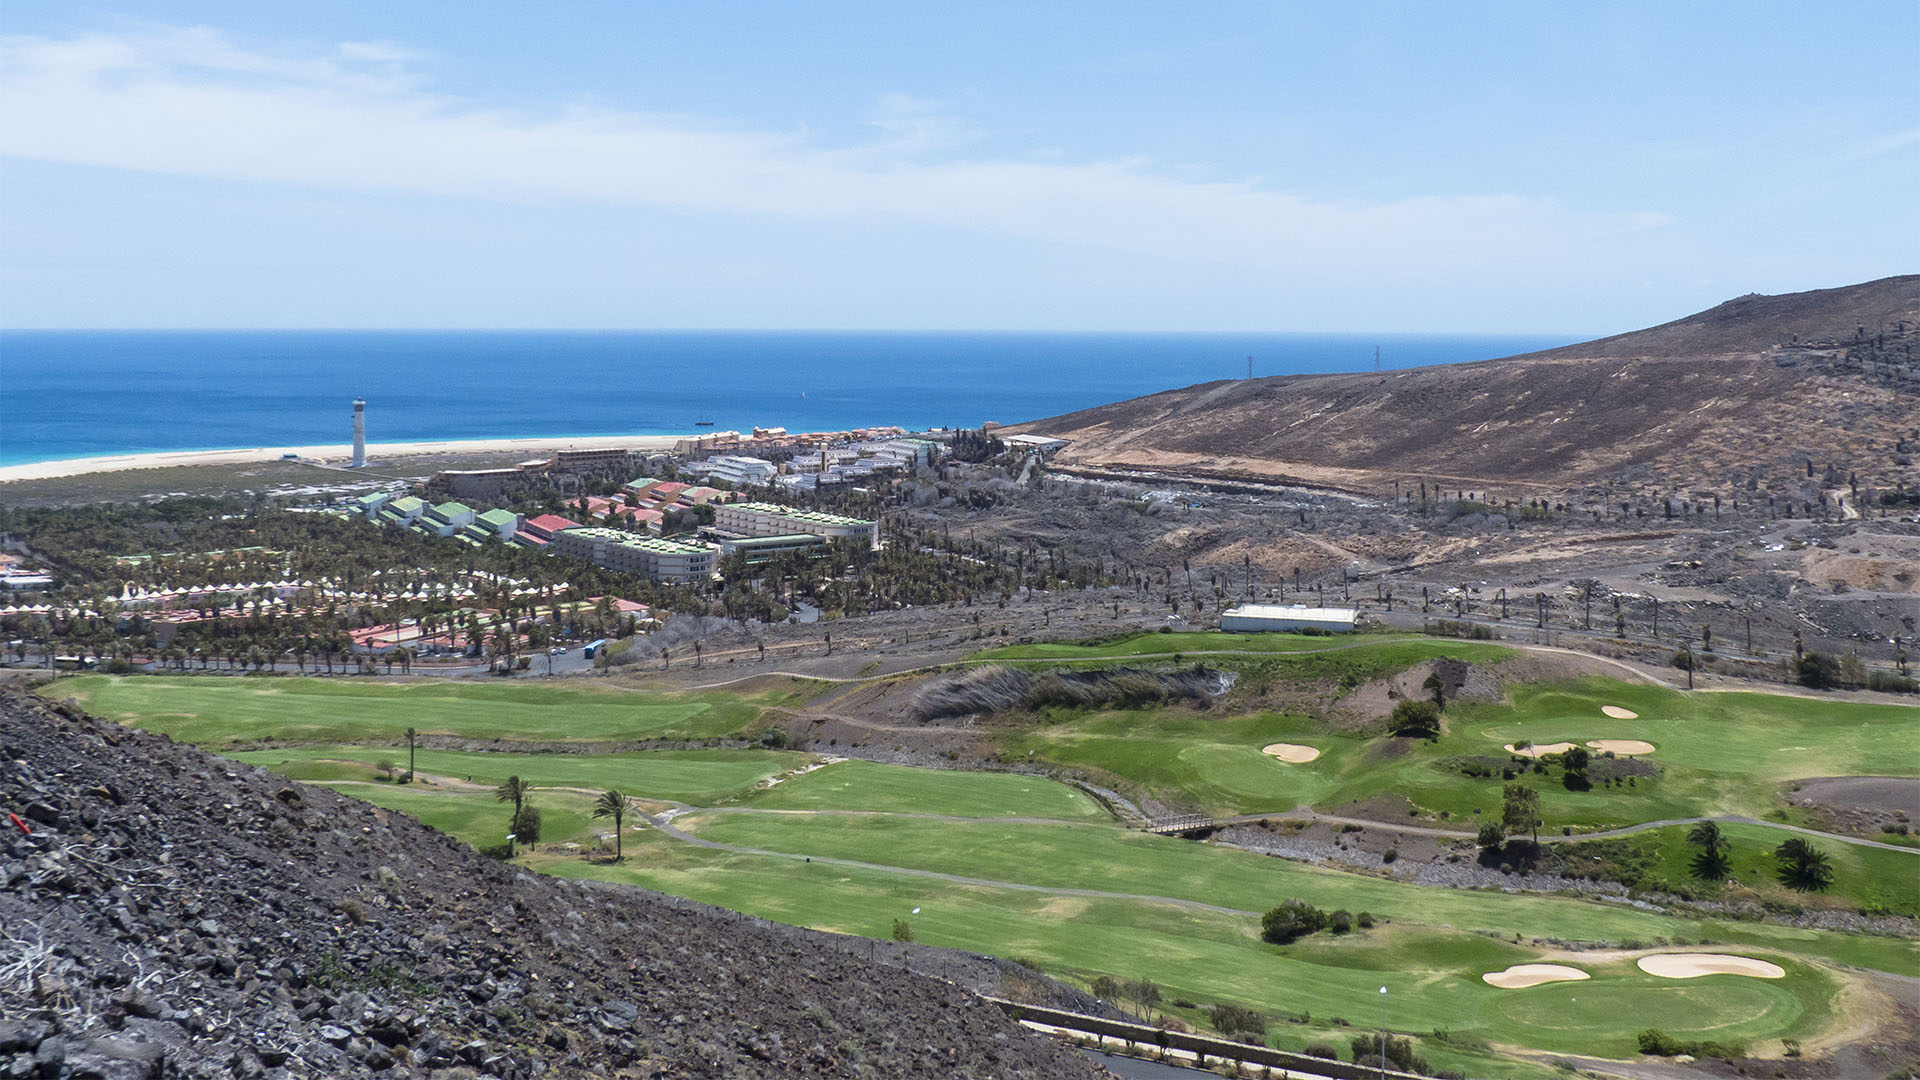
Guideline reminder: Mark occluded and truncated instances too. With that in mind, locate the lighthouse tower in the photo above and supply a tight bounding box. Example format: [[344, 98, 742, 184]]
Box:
[[351, 399, 367, 468]]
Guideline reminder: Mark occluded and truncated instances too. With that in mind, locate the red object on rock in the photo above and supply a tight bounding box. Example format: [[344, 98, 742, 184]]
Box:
[[7, 811, 28, 835]]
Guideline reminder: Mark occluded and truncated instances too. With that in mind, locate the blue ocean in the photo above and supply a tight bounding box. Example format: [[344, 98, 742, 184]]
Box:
[[0, 330, 1573, 466]]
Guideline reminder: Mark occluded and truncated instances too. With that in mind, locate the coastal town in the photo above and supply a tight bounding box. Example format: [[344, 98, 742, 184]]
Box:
[[0, 415, 1090, 672]]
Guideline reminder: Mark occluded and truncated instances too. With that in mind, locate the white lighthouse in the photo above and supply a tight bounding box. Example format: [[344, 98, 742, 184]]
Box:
[[351, 398, 367, 468]]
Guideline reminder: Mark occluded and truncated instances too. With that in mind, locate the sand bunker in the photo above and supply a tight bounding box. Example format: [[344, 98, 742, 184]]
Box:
[[1587, 739, 1656, 755], [1637, 954, 1785, 980], [1600, 706, 1639, 720], [1261, 743, 1321, 763], [1505, 742, 1577, 758], [1482, 964, 1591, 989]]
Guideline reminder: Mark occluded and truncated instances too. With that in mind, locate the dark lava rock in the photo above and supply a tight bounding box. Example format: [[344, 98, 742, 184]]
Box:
[[0, 687, 1101, 1079]]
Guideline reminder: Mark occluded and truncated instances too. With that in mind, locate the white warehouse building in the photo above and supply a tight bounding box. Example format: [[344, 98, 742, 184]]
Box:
[[1218, 603, 1357, 633]]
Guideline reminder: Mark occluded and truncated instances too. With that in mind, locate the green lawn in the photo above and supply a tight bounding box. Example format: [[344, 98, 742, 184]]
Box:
[[230, 745, 804, 806], [317, 782, 599, 849], [54, 674, 819, 745], [533, 828, 1841, 1067], [1005, 675, 1919, 826], [1558, 821, 1920, 918], [739, 758, 1109, 819], [49, 657, 1917, 1074], [971, 632, 1514, 684], [674, 811, 1917, 977]]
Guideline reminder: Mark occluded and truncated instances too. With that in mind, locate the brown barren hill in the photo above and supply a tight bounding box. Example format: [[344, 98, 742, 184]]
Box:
[[1013, 275, 1919, 494]]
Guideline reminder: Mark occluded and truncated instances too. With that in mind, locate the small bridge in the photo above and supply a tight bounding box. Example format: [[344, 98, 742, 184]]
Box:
[[1143, 814, 1219, 835]]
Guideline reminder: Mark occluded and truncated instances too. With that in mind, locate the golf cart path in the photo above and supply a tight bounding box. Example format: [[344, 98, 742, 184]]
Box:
[[1211, 808, 1920, 853]]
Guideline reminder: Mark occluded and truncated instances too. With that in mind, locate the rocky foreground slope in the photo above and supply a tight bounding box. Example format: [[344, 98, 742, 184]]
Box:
[[0, 688, 1104, 1079]]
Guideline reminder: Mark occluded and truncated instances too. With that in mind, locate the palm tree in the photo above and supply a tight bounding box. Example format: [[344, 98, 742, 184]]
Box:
[[1687, 821, 1731, 880], [495, 775, 535, 855], [1774, 838, 1834, 891], [592, 789, 631, 861]]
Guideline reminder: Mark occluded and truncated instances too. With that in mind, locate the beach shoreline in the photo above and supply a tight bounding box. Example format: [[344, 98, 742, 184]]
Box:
[[0, 434, 698, 484]]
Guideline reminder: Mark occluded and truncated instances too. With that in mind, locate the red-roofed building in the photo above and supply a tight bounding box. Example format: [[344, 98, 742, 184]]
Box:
[[524, 514, 581, 541], [649, 481, 690, 500], [631, 508, 665, 533]]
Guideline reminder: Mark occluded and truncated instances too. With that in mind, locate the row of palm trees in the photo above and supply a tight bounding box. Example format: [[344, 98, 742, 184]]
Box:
[[493, 776, 634, 861]]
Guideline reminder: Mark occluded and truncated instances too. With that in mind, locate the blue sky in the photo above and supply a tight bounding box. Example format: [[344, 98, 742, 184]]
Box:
[[1, 2, 1914, 332]]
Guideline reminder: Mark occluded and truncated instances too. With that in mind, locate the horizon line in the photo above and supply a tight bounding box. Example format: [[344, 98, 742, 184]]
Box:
[[0, 326, 1598, 338]]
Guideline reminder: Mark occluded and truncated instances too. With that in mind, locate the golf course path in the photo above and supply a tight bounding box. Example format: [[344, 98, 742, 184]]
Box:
[[1202, 809, 1920, 853]]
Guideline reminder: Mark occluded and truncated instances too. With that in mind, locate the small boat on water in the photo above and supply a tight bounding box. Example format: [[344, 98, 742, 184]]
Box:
[[695, 420, 715, 426]]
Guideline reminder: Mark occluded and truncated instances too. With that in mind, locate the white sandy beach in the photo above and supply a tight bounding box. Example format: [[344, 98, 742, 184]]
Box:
[[0, 434, 696, 483]]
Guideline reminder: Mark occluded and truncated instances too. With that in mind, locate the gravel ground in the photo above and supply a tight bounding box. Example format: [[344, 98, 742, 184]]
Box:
[[0, 689, 1106, 1080]]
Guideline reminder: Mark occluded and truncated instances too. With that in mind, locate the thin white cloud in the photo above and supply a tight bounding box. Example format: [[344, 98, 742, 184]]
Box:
[[0, 27, 1669, 273]]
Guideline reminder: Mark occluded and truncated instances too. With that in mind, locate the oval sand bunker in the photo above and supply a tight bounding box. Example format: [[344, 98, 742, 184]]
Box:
[[1505, 742, 1577, 758], [1637, 954, 1785, 980], [1601, 706, 1639, 719], [1261, 743, 1321, 763], [1482, 964, 1590, 989], [1588, 739, 1655, 755]]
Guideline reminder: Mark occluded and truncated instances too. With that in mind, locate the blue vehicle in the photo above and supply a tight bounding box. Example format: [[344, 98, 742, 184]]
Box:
[[583, 638, 608, 659]]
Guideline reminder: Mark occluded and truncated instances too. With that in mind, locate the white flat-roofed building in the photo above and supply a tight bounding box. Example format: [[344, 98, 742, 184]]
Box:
[[690, 455, 777, 487], [1219, 604, 1357, 633], [1005, 433, 1069, 455], [548, 527, 716, 583]]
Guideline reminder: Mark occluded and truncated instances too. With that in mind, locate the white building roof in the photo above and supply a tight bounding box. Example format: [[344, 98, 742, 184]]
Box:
[[1221, 604, 1357, 624]]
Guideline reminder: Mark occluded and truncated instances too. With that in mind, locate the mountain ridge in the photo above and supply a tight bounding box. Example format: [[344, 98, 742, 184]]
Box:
[[1014, 276, 1918, 495]]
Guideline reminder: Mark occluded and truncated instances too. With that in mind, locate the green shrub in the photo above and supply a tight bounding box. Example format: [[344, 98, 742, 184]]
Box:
[[1868, 670, 1918, 693], [1301, 1043, 1340, 1060], [1206, 1003, 1266, 1041], [1389, 698, 1442, 739], [1260, 900, 1328, 944], [1329, 910, 1354, 934]]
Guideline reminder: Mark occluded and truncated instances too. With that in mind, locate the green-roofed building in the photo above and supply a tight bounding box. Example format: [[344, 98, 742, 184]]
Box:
[[353, 491, 395, 519], [376, 496, 427, 528], [471, 507, 523, 541], [713, 501, 877, 546], [423, 501, 476, 536], [716, 533, 830, 565], [547, 527, 716, 582]]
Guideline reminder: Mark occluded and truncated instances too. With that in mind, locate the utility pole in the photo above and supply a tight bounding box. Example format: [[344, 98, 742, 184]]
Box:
[[1247, 356, 1253, 380]]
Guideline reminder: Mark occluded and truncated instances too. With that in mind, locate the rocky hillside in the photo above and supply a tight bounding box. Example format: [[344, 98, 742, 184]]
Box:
[[1014, 276, 1918, 496], [0, 688, 1104, 1080]]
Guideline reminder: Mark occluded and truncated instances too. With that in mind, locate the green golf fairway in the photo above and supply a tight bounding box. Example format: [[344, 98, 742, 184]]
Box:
[[230, 745, 803, 805], [739, 758, 1109, 819], [56, 674, 818, 744]]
